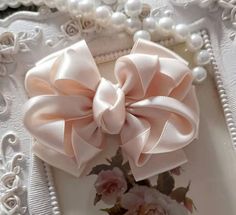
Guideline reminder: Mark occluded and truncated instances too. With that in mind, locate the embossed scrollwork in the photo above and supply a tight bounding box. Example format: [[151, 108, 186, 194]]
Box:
[[0, 132, 27, 215]]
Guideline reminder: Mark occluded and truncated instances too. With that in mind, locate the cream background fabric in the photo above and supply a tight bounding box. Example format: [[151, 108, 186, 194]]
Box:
[[1, 0, 236, 214]]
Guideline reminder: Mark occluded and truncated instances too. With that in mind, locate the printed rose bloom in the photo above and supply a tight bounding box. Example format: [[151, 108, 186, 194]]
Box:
[[124, 203, 168, 215], [121, 186, 188, 215], [94, 167, 127, 205]]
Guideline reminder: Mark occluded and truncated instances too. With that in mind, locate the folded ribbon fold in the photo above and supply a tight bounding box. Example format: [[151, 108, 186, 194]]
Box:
[[24, 39, 199, 181]]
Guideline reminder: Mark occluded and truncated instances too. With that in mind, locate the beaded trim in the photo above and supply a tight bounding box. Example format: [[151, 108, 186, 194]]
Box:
[[201, 29, 236, 146], [43, 162, 61, 215], [94, 38, 175, 64]]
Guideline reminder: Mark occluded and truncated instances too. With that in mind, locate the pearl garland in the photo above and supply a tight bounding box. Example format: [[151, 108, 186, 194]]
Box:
[[111, 12, 126, 29], [124, 0, 142, 17], [192, 66, 207, 84], [195, 49, 211, 65], [95, 6, 112, 26], [133, 30, 151, 42], [12, 0, 211, 84], [187, 33, 204, 51], [158, 17, 174, 31], [78, 0, 94, 16], [125, 17, 142, 34], [143, 17, 156, 32], [175, 24, 189, 40]]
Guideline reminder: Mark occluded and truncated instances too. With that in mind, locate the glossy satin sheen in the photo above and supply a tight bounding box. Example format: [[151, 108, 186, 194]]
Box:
[[23, 39, 199, 181]]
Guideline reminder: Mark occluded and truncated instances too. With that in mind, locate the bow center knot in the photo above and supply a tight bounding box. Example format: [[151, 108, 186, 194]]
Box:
[[93, 78, 126, 135]]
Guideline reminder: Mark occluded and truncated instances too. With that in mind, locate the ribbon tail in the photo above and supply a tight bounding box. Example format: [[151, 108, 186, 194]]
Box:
[[71, 125, 103, 176], [32, 121, 104, 178], [33, 141, 85, 177], [128, 149, 187, 181]]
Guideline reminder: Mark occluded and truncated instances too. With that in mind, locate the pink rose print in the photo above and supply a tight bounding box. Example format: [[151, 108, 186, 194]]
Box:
[[121, 186, 168, 215], [121, 186, 188, 215], [124, 203, 167, 215], [91, 149, 196, 214], [94, 167, 127, 205]]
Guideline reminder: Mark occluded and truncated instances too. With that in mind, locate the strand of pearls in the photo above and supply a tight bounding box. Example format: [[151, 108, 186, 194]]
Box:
[[189, 32, 211, 84], [13, 0, 211, 83]]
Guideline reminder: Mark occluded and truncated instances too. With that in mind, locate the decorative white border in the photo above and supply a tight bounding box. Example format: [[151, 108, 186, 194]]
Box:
[[1, 7, 235, 214]]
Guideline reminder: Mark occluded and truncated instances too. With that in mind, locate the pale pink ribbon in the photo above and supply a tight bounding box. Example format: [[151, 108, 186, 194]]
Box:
[[23, 39, 199, 181]]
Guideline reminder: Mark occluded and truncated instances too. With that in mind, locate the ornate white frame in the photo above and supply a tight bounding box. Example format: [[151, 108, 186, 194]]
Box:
[[0, 5, 235, 215]]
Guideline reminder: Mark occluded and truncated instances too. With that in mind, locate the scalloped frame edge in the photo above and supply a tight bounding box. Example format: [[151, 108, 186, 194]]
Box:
[[1, 10, 235, 215]]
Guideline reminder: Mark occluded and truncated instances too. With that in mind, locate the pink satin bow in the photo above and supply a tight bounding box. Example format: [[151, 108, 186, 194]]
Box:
[[23, 39, 199, 181]]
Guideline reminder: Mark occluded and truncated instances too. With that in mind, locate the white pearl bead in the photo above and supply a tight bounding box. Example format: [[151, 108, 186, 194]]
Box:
[[192, 66, 207, 84], [111, 12, 127, 28], [187, 33, 203, 51], [68, 0, 79, 15], [102, 0, 117, 4], [95, 6, 112, 26], [78, 0, 94, 16], [133, 30, 151, 42], [125, 18, 142, 34], [195, 50, 211, 65], [143, 17, 156, 32], [158, 17, 174, 31], [125, 0, 142, 17], [175, 24, 189, 39], [55, 0, 67, 12]]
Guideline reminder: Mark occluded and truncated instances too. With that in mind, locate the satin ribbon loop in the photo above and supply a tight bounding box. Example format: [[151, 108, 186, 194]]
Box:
[[23, 39, 200, 181]]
